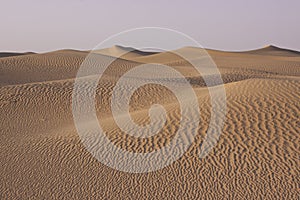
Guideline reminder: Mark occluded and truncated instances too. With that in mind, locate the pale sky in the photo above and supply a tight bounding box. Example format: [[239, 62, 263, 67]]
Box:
[[1, 0, 299, 52]]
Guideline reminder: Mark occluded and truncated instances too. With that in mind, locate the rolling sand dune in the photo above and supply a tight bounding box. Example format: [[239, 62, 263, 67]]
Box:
[[0, 45, 299, 199], [244, 45, 300, 57], [95, 45, 158, 59]]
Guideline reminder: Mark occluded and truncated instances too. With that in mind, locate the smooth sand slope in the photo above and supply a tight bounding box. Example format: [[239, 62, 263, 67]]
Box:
[[0, 45, 299, 199]]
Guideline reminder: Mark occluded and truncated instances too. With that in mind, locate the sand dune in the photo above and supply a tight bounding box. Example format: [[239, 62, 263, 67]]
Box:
[[94, 45, 158, 59], [244, 45, 300, 57], [0, 45, 299, 199], [0, 52, 35, 59]]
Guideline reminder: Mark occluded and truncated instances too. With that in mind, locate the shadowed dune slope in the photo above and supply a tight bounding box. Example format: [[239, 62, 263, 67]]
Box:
[[0, 52, 35, 58]]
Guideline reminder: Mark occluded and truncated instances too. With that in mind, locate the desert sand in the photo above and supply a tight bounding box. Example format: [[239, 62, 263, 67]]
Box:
[[0, 45, 299, 199]]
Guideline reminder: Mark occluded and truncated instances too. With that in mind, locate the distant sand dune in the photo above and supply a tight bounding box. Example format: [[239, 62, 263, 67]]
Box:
[[244, 45, 300, 56], [0, 52, 35, 58], [94, 45, 158, 59], [0, 45, 299, 199]]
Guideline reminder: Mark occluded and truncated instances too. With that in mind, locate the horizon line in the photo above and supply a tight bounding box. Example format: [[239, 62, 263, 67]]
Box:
[[1, 44, 300, 54]]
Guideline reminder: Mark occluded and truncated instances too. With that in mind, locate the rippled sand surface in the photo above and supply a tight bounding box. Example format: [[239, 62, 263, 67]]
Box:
[[0, 45, 299, 199]]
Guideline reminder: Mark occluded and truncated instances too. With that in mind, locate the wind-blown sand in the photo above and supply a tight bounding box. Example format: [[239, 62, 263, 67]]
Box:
[[0, 45, 299, 199]]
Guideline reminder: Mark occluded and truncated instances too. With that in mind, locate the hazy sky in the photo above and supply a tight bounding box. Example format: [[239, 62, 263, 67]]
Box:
[[2, 0, 300, 52]]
